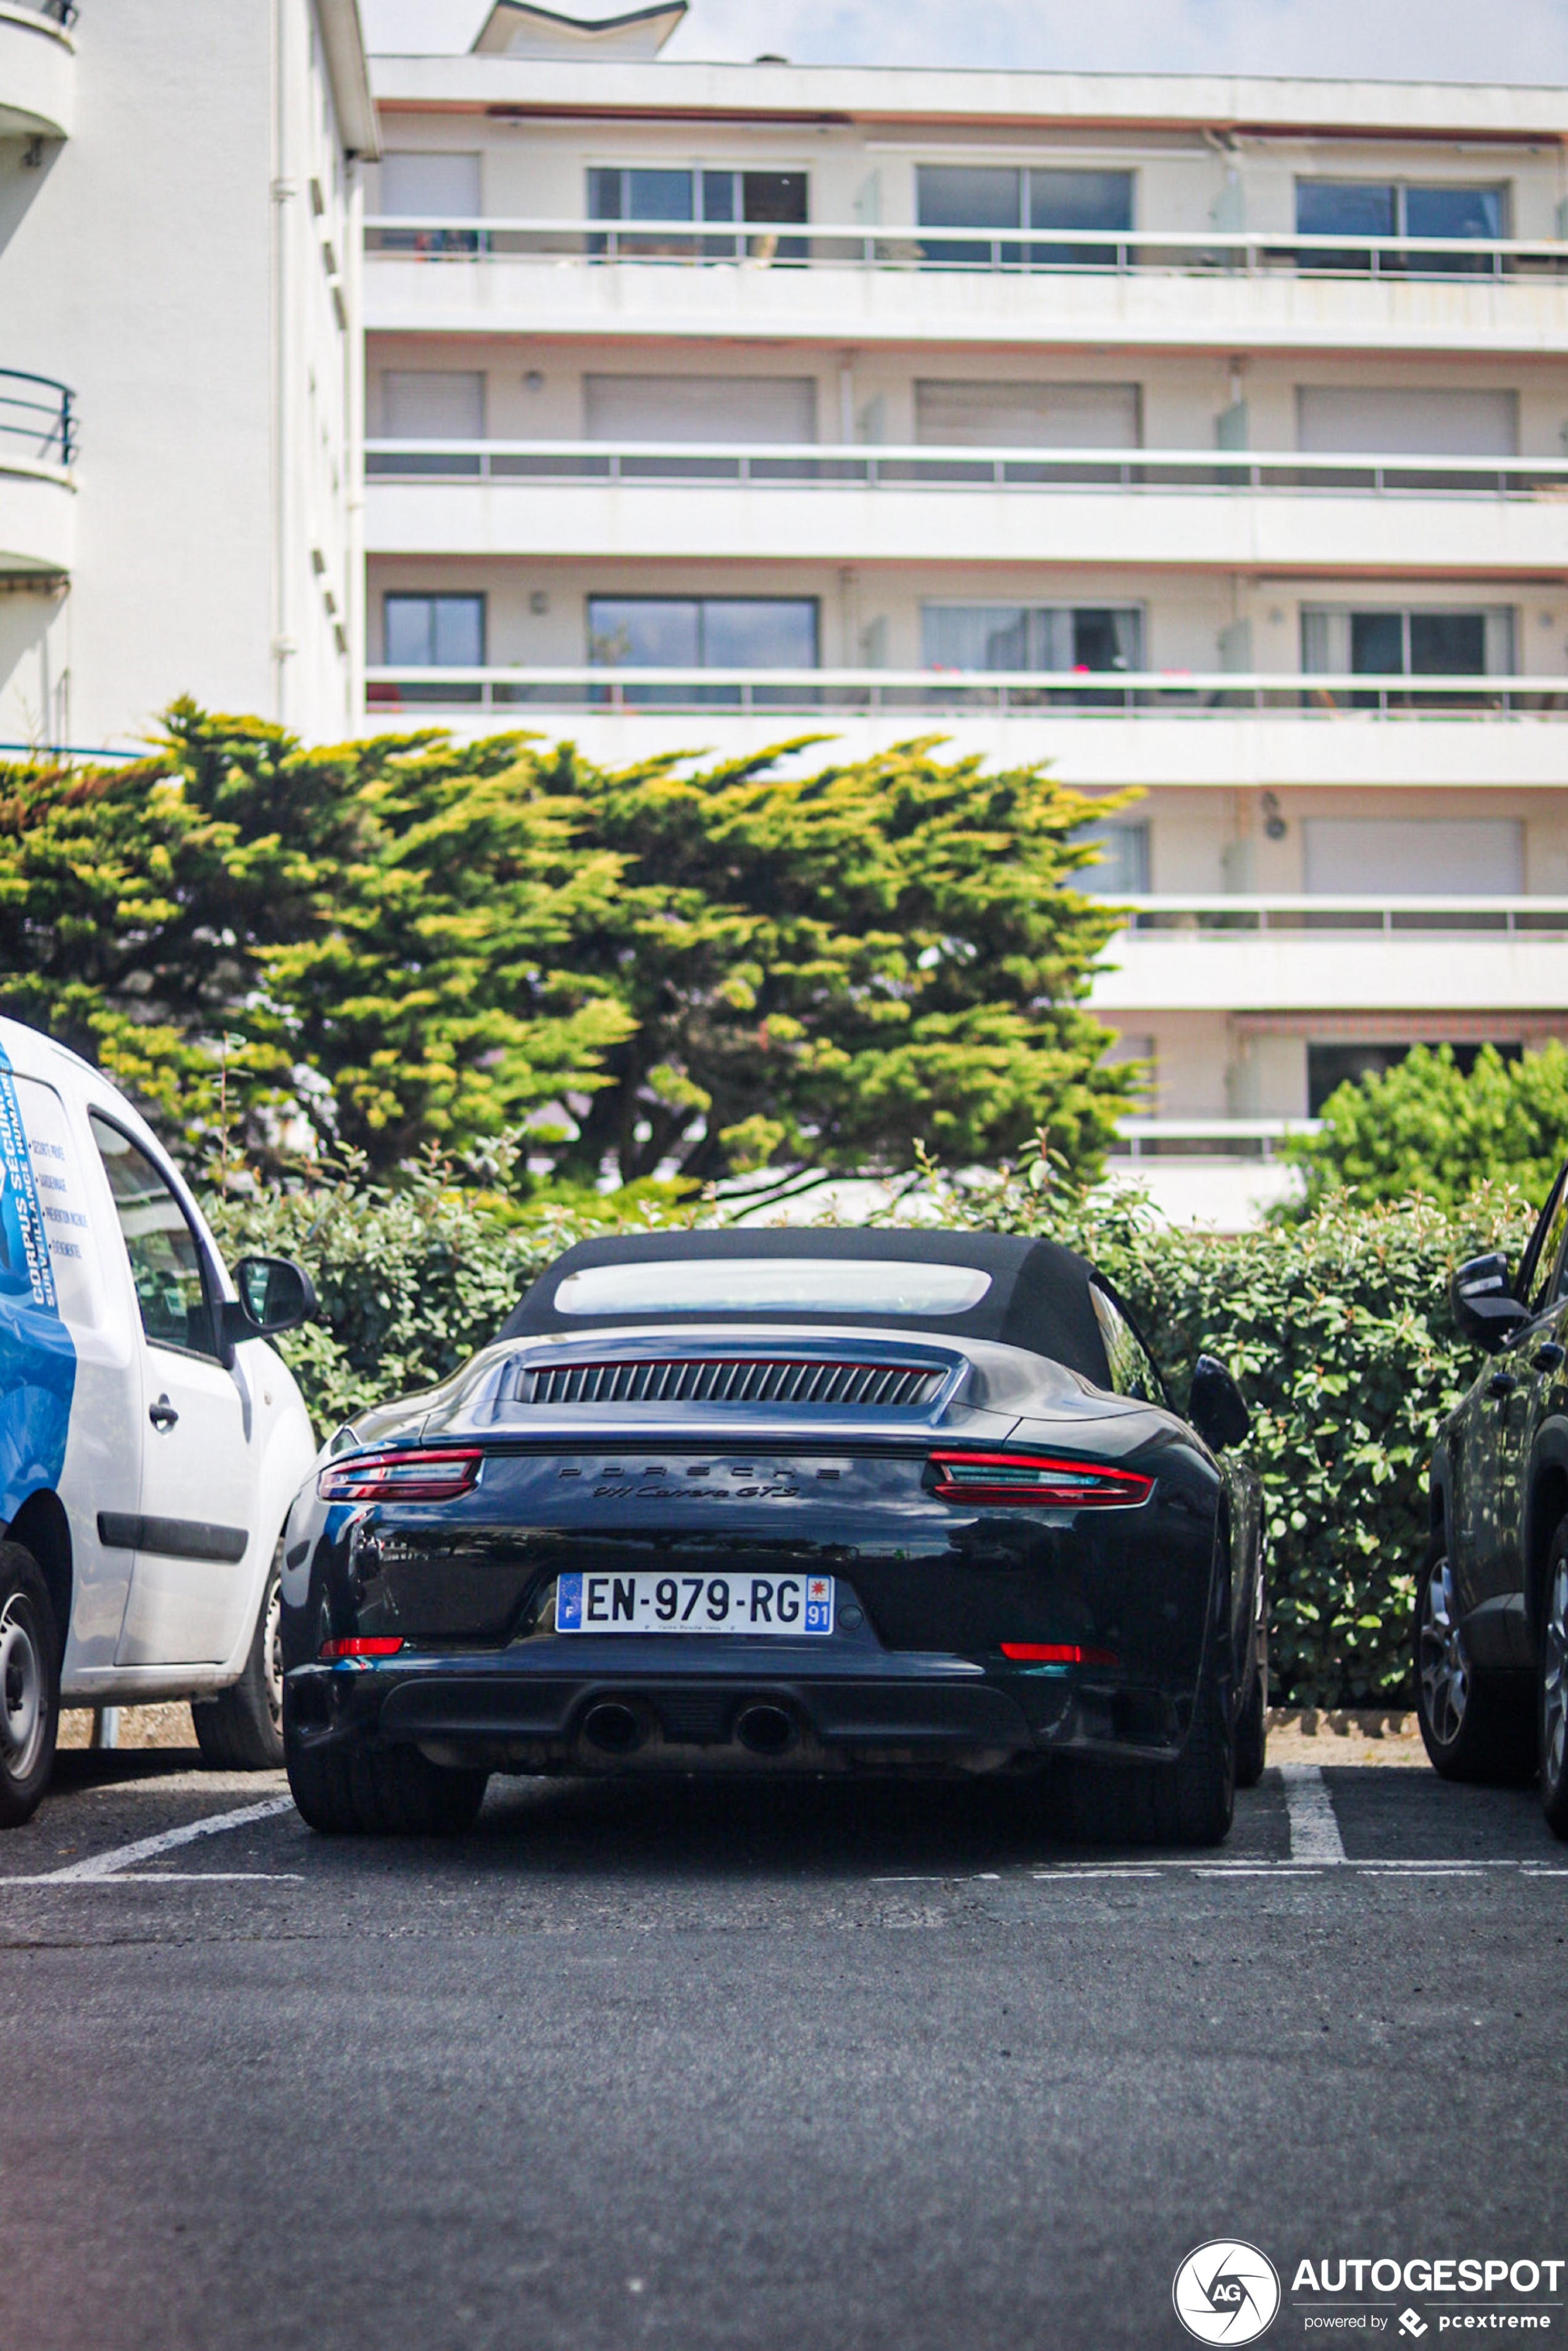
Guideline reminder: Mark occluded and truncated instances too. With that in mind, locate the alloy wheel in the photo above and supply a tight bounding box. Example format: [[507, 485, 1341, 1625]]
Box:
[[1419, 1555, 1469, 1748], [1542, 1561, 1568, 1795], [0, 1597, 45, 1780]]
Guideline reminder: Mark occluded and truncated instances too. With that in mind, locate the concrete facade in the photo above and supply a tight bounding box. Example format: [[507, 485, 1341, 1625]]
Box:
[[0, 0, 376, 754]]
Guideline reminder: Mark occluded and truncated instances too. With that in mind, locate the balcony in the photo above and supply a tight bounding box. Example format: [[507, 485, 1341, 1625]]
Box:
[[0, 0, 75, 140], [360, 663, 1568, 785], [0, 369, 75, 577], [363, 219, 1568, 356], [364, 440, 1568, 574], [1092, 896, 1568, 1016]]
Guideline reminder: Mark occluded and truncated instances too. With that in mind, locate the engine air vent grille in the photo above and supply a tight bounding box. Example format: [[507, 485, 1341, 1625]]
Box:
[[508, 1357, 948, 1410]]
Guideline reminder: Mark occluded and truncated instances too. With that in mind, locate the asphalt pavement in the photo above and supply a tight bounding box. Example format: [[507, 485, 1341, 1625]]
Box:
[[2, 1751, 1564, 2351]]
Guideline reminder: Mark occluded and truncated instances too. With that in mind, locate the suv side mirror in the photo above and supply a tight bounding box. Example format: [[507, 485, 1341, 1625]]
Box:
[[1451, 1252, 1530, 1353], [1189, 1355, 1251, 1452], [223, 1255, 318, 1346]]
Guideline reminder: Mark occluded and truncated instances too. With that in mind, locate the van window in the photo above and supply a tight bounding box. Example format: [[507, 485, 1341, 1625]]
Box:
[[9, 1076, 99, 1324], [88, 1116, 217, 1358]]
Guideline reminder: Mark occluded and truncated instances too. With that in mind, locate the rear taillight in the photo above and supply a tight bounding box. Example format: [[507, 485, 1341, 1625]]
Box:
[[320, 1635, 406, 1661], [317, 1448, 482, 1504], [928, 1451, 1153, 1509], [1001, 1642, 1120, 1666]]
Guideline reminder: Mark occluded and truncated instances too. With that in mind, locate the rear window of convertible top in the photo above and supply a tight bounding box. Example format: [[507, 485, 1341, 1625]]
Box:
[[551, 1258, 993, 1318]]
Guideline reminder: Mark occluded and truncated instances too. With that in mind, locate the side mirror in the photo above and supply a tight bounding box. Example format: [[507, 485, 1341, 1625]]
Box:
[[223, 1255, 318, 1345], [1450, 1253, 1529, 1354], [1189, 1355, 1251, 1452]]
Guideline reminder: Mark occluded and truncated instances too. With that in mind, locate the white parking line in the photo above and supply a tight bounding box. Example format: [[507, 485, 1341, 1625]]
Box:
[[1277, 1763, 1348, 1862], [41, 1796, 296, 1882]]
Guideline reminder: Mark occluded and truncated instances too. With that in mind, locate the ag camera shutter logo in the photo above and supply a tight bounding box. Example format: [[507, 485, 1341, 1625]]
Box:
[[1172, 2240, 1282, 2344]]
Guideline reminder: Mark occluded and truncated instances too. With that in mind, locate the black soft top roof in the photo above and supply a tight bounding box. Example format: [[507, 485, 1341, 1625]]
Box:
[[501, 1227, 1112, 1385]]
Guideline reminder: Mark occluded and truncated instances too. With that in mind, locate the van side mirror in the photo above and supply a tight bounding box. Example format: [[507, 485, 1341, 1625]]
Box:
[[1451, 1253, 1529, 1354], [223, 1255, 317, 1345], [1189, 1355, 1251, 1451]]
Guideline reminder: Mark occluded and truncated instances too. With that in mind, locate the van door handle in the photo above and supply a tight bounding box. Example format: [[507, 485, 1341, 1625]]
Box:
[[148, 1395, 180, 1432], [1533, 1342, 1566, 1374]]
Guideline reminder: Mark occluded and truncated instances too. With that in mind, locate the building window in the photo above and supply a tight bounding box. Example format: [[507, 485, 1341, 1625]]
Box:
[[1307, 1041, 1519, 1116], [588, 596, 818, 704], [1076, 820, 1151, 896], [376, 151, 482, 253], [917, 165, 1133, 267], [583, 375, 817, 445], [382, 593, 486, 701], [377, 374, 486, 476], [1302, 606, 1515, 688], [923, 603, 1143, 674], [586, 167, 806, 259], [1301, 818, 1524, 897], [914, 380, 1141, 449], [1294, 180, 1508, 272], [1295, 386, 1517, 459]]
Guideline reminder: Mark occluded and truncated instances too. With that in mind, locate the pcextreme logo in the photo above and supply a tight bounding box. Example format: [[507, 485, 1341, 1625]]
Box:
[[1174, 2241, 1283, 2344]]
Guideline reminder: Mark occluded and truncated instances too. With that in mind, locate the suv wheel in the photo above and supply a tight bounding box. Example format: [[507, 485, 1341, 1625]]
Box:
[[1415, 1542, 1533, 1784], [1538, 1519, 1568, 1839]]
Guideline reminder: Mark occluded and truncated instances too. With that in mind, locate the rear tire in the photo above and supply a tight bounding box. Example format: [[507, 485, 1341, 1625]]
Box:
[[1415, 1543, 1534, 1785], [1068, 1622, 1235, 1849], [1537, 1518, 1568, 1840], [192, 1559, 285, 1771], [1233, 1650, 1268, 1791], [0, 1542, 59, 1828], [286, 1725, 488, 1837]]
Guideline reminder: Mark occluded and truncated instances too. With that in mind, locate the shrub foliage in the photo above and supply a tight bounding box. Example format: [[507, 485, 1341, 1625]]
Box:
[[1285, 1040, 1568, 1213]]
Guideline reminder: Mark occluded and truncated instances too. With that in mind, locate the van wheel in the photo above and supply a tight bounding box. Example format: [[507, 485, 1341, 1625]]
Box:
[[0, 1543, 60, 1827], [285, 1731, 488, 1837], [193, 1560, 285, 1771]]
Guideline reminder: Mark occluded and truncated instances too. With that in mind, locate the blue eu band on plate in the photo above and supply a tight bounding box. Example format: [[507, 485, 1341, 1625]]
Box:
[[556, 1569, 835, 1635]]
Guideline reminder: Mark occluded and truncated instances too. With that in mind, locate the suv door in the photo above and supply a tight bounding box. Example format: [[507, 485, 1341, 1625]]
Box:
[[1490, 1171, 1568, 1663], [88, 1115, 259, 1668]]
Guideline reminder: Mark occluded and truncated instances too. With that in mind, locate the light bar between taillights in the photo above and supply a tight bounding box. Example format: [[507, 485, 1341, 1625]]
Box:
[[927, 1451, 1153, 1508]]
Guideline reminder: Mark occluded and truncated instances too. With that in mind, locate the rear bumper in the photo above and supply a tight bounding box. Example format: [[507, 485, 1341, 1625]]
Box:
[[286, 1641, 1189, 1774]]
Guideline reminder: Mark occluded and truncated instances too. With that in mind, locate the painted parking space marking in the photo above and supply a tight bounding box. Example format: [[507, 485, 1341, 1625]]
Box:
[[33, 1795, 296, 1882], [1278, 1761, 1348, 1861]]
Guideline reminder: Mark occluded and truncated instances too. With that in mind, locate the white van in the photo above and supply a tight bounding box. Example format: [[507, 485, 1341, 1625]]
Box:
[[0, 1016, 317, 1823]]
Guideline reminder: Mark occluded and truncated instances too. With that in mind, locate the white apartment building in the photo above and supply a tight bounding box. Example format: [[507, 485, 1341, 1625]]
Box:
[[357, 6, 1568, 1218], [0, 0, 377, 753]]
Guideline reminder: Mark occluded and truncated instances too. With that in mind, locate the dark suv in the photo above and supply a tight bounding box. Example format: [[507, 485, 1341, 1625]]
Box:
[[1421, 1167, 1568, 1835]]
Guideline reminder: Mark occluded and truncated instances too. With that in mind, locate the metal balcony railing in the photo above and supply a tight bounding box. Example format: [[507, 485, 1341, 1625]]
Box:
[[364, 215, 1568, 282], [1114, 895, 1568, 935], [1110, 1117, 1323, 1163], [0, 370, 75, 468], [364, 438, 1568, 499], [362, 667, 1568, 719]]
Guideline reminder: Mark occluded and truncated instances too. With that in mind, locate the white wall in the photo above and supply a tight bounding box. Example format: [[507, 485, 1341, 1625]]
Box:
[[0, 0, 363, 753]]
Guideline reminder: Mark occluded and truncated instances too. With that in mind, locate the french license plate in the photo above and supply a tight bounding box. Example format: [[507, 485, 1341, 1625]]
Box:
[[556, 1569, 834, 1635]]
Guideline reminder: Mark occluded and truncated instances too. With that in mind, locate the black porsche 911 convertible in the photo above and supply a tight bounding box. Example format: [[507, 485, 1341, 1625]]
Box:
[[278, 1229, 1266, 1846]]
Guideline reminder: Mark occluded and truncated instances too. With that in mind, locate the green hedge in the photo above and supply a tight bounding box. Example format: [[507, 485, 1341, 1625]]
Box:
[[207, 1166, 1535, 1707]]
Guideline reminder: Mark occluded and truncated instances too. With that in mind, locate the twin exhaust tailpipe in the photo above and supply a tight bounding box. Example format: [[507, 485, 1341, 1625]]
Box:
[[580, 1698, 798, 1758]]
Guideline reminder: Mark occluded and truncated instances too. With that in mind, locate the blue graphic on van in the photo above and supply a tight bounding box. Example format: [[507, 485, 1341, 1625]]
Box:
[[0, 1046, 76, 1524]]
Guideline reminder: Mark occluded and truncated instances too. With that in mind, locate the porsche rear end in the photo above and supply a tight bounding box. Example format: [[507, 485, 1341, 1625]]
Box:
[[280, 1333, 1220, 1781]]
